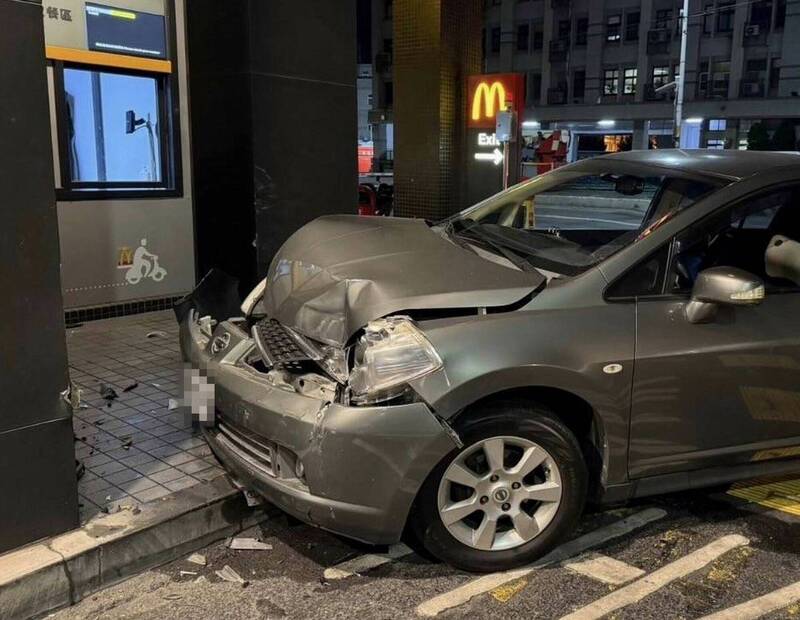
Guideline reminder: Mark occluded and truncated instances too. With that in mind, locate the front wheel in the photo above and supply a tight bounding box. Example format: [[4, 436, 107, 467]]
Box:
[[410, 403, 587, 572]]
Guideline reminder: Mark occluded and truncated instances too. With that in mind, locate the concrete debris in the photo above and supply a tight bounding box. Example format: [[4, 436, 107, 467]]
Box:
[[187, 553, 207, 566], [229, 537, 272, 551], [179, 570, 198, 576], [215, 564, 248, 586], [168, 398, 179, 410]]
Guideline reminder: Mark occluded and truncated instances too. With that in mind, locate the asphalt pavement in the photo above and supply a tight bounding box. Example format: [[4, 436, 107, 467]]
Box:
[[51, 477, 800, 620]]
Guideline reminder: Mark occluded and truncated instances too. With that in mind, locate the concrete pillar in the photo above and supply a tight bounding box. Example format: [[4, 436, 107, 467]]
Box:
[[0, 0, 78, 552], [728, 0, 749, 99], [635, 0, 655, 103], [632, 119, 650, 150], [393, 0, 483, 220], [499, 0, 516, 70], [779, 1, 800, 96], [540, 1, 554, 105], [584, 2, 605, 104], [247, 0, 358, 274]]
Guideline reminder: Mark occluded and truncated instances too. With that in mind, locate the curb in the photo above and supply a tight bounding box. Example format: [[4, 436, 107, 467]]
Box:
[[0, 476, 273, 620]]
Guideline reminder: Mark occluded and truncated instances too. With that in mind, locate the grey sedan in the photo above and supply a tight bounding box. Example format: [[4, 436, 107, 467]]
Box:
[[177, 150, 800, 572]]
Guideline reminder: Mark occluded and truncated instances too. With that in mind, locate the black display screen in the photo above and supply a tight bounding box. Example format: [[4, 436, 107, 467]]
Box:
[[85, 3, 167, 59]]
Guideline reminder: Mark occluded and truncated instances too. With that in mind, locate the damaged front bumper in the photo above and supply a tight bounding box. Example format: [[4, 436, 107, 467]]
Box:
[[178, 300, 457, 545]]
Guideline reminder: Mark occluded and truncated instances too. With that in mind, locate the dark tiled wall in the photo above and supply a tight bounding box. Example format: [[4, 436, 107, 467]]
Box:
[[394, 0, 483, 221]]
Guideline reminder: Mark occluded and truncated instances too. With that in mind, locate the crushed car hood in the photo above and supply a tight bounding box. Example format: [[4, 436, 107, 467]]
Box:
[[262, 215, 544, 346]]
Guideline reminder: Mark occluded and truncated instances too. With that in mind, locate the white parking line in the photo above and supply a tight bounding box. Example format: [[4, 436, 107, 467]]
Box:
[[559, 534, 750, 620], [415, 507, 667, 617], [323, 544, 412, 580], [699, 580, 800, 620], [564, 553, 645, 585]]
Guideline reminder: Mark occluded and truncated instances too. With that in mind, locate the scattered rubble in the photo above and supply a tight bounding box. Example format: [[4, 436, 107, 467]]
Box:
[[122, 382, 139, 392], [99, 384, 118, 406], [146, 330, 169, 339], [215, 564, 248, 586], [229, 537, 272, 551], [187, 553, 207, 566]]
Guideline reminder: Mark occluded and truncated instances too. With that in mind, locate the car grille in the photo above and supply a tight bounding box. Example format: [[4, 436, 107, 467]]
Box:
[[252, 318, 317, 370], [214, 415, 277, 478]]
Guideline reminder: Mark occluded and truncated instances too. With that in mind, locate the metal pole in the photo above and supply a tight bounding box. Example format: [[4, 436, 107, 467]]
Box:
[[674, 0, 690, 147]]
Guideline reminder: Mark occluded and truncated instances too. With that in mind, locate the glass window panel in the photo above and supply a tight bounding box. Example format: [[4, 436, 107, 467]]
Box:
[[64, 67, 162, 183]]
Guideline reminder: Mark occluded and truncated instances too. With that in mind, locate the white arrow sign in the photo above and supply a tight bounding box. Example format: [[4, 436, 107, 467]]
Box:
[[474, 148, 504, 166]]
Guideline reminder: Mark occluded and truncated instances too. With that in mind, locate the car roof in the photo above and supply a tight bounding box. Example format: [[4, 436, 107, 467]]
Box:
[[594, 149, 800, 180]]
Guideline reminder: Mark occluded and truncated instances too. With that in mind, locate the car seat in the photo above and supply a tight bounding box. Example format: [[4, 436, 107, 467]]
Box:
[[765, 235, 800, 286]]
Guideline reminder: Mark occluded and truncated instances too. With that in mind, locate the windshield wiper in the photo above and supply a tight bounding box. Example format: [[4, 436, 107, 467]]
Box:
[[453, 225, 538, 273]]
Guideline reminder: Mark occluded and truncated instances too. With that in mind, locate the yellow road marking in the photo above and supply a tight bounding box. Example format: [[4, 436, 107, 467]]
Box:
[[490, 578, 527, 603], [727, 478, 800, 517]]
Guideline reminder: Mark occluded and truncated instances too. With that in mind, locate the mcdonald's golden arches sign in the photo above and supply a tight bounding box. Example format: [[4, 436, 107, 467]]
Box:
[[467, 73, 526, 128]]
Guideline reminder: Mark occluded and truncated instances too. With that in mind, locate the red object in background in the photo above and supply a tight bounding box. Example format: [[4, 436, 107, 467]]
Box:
[[536, 130, 568, 175], [358, 184, 377, 215], [467, 73, 526, 129], [358, 146, 374, 174]]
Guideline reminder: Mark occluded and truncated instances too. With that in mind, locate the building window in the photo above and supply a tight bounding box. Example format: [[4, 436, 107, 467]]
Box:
[[573, 70, 586, 100], [777, 0, 787, 28], [703, 3, 714, 34], [709, 119, 727, 131], [576, 17, 588, 45], [655, 8, 673, 29], [625, 11, 640, 41], [750, 0, 772, 26], [707, 139, 726, 149], [604, 68, 619, 95], [623, 68, 638, 94], [517, 23, 530, 51], [54, 64, 181, 196], [717, 1, 735, 32], [652, 65, 670, 89], [532, 24, 544, 50], [528, 72, 542, 103], [490, 27, 501, 53], [606, 14, 622, 41], [384, 81, 393, 106], [558, 19, 571, 41]]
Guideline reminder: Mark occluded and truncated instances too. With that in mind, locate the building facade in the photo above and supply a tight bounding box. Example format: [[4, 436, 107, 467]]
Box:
[[484, 0, 800, 156]]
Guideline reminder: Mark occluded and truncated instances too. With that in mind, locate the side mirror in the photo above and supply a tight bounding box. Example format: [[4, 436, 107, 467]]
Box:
[[685, 267, 765, 324]]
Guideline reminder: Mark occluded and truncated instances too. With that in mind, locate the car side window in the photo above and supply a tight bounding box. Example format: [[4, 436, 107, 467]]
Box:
[[668, 185, 800, 294], [606, 244, 670, 299]]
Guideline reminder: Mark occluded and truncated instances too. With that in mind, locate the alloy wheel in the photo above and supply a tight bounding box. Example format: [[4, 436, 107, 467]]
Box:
[[436, 435, 563, 551]]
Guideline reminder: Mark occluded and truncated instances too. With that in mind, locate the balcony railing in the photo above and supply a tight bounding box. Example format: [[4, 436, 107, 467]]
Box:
[[740, 78, 765, 97], [549, 38, 570, 62], [647, 28, 672, 54], [547, 87, 568, 105], [742, 23, 769, 46]]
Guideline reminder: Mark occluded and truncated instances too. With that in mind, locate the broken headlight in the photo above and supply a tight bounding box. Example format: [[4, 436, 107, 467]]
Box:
[[241, 278, 267, 317], [349, 317, 442, 405]]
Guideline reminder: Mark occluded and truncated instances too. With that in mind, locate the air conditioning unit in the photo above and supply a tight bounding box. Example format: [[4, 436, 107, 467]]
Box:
[[744, 24, 761, 37]]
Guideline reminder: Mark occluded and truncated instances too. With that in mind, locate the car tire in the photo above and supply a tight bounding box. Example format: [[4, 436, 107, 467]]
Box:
[[409, 401, 587, 573]]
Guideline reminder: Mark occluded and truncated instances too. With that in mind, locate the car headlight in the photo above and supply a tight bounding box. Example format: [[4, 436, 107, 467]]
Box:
[[241, 278, 267, 316], [349, 317, 442, 404]]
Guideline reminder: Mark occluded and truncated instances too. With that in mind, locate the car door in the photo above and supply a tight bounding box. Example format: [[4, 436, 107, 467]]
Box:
[[628, 185, 800, 479]]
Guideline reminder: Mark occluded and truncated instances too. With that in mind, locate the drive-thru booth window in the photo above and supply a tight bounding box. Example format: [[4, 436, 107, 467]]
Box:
[[46, 0, 182, 200]]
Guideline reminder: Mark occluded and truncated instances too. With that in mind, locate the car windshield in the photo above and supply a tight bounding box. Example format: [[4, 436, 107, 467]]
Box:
[[440, 166, 721, 276]]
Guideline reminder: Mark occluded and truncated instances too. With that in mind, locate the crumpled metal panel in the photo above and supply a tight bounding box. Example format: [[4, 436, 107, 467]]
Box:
[[261, 215, 544, 346]]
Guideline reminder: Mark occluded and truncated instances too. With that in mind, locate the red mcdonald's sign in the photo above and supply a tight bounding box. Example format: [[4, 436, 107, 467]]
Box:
[[467, 73, 526, 128]]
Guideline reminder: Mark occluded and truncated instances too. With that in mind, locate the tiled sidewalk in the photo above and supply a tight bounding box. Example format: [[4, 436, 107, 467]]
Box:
[[69, 310, 224, 523]]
